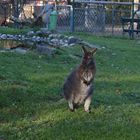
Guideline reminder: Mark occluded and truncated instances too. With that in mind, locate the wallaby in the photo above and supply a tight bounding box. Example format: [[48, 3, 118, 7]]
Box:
[[63, 46, 97, 113]]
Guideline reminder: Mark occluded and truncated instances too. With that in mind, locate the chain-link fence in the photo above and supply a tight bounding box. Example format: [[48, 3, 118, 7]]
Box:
[[73, 2, 132, 37], [60, 1, 140, 38], [56, 5, 72, 32], [0, 1, 140, 38]]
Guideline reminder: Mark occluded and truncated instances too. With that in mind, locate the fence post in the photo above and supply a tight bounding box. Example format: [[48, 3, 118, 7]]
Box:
[[131, 0, 134, 39], [112, 5, 115, 35], [85, 6, 88, 29], [13, 2, 20, 28], [70, 5, 74, 32], [71, 0, 75, 32]]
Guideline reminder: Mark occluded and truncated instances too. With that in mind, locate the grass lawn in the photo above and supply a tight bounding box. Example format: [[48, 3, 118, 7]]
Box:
[[0, 33, 140, 140], [0, 27, 31, 35]]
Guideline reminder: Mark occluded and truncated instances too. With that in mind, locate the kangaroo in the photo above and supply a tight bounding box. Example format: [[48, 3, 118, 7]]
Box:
[[63, 46, 97, 113]]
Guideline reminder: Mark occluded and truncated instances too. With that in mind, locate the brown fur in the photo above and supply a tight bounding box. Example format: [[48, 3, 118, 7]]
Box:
[[63, 46, 97, 112]]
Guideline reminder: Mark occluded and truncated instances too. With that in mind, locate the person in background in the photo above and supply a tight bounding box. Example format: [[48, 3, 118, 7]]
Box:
[[37, 0, 55, 28]]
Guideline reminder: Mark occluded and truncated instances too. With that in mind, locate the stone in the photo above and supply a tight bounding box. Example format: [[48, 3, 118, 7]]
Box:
[[79, 41, 98, 49], [36, 30, 42, 35], [26, 41, 34, 46], [68, 36, 79, 45], [6, 34, 14, 39], [59, 39, 65, 45], [62, 44, 69, 47], [14, 48, 27, 54], [21, 35, 25, 40], [0, 32, 86, 53], [27, 31, 35, 36], [59, 34, 65, 39], [18, 35, 22, 38], [40, 28, 51, 35], [1, 34, 7, 39], [112, 53, 116, 56], [35, 36, 41, 42], [50, 38, 59, 43], [31, 36, 38, 42], [63, 39, 68, 44], [36, 44, 55, 56]]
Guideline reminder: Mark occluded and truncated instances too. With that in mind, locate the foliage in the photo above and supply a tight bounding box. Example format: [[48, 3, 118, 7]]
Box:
[[11, 0, 26, 18], [0, 34, 140, 140], [0, 27, 29, 34]]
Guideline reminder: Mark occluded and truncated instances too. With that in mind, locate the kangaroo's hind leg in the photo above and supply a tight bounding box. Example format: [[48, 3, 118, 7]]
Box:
[[68, 100, 74, 112], [84, 95, 92, 113]]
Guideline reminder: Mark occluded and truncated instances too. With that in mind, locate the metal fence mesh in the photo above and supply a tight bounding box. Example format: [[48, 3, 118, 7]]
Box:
[[0, 2, 140, 38], [73, 3, 132, 36], [56, 5, 71, 31]]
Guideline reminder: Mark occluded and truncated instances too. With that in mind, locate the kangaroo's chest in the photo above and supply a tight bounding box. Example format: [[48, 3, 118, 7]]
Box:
[[82, 71, 93, 83], [80, 81, 91, 95], [74, 81, 92, 104]]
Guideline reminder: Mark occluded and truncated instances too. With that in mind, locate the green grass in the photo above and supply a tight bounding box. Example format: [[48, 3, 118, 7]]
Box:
[[0, 34, 140, 140], [0, 27, 32, 34]]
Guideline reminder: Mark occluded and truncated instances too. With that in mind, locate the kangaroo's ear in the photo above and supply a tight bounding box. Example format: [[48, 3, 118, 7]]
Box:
[[82, 46, 87, 54], [91, 48, 97, 55]]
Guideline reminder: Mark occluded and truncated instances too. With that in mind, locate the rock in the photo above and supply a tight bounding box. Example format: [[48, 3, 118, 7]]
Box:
[[36, 30, 42, 36], [112, 53, 116, 56], [48, 34, 54, 40], [62, 44, 69, 47], [40, 28, 51, 35], [69, 43, 75, 47], [59, 39, 65, 45], [14, 48, 27, 54], [18, 35, 22, 38], [50, 38, 59, 44], [43, 37, 48, 41], [26, 41, 34, 46], [35, 36, 41, 42], [27, 31, 35, 36], [63, 39, 68, 44], [68, 36, 79, 45], [102, 46, 106, 49], [36, 44, 55, 56], [0, 32, 88, 53], [21, 35, 25, 40], [59, 34, 65, 39], [6, 34, 14, 39], [79, 41, 98, 49], [40, 37, 46, 42], [48, 34, 59, 39], [31, 36, 38, 42], [1, 34, 7, 39]]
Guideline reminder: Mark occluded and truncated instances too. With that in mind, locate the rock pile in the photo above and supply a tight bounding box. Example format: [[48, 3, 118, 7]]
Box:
[[0, 29, 81, 48], [0, 28, 99, 55]]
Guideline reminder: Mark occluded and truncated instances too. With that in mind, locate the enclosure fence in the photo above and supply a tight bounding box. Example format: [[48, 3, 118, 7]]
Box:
[[0, 1, 140, 38]]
